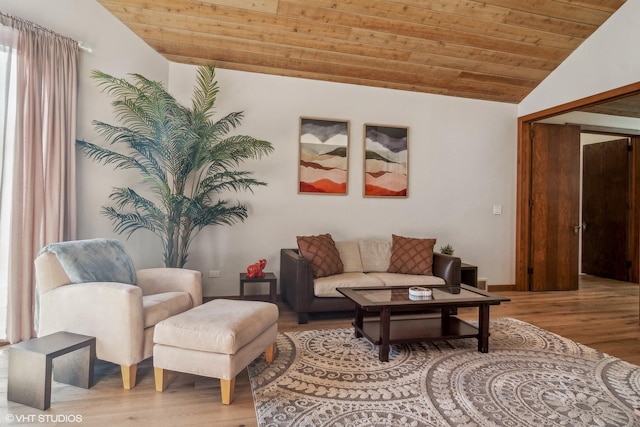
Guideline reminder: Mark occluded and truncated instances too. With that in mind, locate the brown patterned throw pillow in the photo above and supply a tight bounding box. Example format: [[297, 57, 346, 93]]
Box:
[[297, 234, 344, 278], [387, 234, 436, 275]]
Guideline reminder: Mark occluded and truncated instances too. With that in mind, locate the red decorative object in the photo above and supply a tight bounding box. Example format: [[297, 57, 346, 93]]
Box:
[[246, 259, 267, 278]]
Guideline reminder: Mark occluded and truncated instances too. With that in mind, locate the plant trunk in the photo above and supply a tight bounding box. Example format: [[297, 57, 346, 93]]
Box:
[[164, 216, 181, 268]]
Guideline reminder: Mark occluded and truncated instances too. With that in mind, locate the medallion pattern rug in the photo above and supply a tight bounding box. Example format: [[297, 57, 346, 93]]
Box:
[[248, 318, 640, 426]]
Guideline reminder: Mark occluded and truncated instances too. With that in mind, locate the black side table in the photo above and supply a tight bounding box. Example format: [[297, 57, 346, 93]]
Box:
[[8, 331, 95, 410], [239, 272, 277, 303], [461, 263, 478, 287]]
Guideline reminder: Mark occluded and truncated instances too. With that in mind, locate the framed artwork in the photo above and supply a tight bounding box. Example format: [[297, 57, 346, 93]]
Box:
[[363, 124, 408, 198], [298, 117, 350, 194]]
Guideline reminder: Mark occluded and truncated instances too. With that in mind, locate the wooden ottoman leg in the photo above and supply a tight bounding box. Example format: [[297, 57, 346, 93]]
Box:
[[154, 367, 168, 392], [265, 343, 276, 363], [220, 377, 236, 405]]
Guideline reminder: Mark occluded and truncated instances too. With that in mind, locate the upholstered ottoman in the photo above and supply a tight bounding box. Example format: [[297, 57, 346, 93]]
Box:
[[153, 299, 278, 404]]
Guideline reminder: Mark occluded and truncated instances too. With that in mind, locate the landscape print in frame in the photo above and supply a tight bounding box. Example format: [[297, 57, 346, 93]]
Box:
[[364, 124, 408, 197], [298, 117, 349, 194]]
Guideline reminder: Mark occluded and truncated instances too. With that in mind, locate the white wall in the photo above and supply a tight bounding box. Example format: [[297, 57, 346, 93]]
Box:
[[169, 63, 517, 296], [1, 0, 170, 268], [519, 0, 640, 116], [4, 1, 518, 297]]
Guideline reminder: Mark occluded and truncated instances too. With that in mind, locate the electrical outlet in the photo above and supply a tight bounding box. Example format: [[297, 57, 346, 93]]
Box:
[[492, 205, 502, 215], [208, 270, 220, 278]]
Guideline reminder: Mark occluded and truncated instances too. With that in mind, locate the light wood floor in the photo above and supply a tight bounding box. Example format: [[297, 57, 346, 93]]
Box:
[[1, 275, 638, 426]]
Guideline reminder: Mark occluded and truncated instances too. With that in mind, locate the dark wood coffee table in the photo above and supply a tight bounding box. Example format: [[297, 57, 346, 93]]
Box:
[[337, 285, 510, 362]]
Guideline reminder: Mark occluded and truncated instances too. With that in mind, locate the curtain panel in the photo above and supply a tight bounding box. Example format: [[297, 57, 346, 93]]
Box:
[[0, 12, 78, 343]]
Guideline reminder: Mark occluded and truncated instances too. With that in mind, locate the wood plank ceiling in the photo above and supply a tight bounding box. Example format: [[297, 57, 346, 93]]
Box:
[[98, 0, 626, 104]]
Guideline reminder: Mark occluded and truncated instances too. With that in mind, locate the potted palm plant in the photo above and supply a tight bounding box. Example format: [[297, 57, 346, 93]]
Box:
[[440, 244, 454, 255], [77, 65, 273, 268]]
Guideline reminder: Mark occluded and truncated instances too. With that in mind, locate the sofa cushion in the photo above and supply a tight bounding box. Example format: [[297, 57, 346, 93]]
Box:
[[388, 234, 436, 275], [313, 272, 383, 297], [335, 241, 364, 273], [297, 234, 344, 278], [358, 240, 391, 272], [143, 291, 192, 329], [368, 272, 445, 287]]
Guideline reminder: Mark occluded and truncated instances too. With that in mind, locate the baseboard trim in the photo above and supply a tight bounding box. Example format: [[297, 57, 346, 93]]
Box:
[[487, 284, 517, 292]]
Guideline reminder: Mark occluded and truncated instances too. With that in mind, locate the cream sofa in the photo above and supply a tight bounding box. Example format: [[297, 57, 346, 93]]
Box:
[[281, 238, 461, 323], [34, 238, 202, 389]]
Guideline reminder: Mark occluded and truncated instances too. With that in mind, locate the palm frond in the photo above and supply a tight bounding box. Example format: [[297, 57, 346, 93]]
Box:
[[83, 65, 273, 267], [199, 112, 245, 144], [101, 207, 160, 238], [196, 172, 266, 199], [194, 200, 248, 229], [91, 70, 143, 100], [192, 65, 219, 120], [76, 139, 150, 173], [91, 123, 168, 181], [206, 136, 274, 173], [108, 188, 165, 219]]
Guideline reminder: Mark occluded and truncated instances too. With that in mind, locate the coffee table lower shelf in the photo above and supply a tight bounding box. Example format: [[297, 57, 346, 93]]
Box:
[[354, 316, 478, 347]]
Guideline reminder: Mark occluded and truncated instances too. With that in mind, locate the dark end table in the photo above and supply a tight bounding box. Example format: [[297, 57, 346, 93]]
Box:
[[461, 262, 478, 287], [239, 272, 277, 303], [8, 331, 95, 410]]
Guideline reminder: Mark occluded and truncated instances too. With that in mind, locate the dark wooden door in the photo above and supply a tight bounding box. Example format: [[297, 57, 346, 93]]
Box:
[[530, 123, 581, 291], [629, 137, 640, 284], [582, 138, 629, 281]]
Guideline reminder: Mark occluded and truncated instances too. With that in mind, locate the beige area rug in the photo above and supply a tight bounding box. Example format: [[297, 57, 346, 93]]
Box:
[[248, 318, 640, 426]]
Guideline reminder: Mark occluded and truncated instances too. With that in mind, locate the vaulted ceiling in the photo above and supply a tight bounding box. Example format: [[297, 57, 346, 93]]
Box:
[[98, 0, 626, 104]]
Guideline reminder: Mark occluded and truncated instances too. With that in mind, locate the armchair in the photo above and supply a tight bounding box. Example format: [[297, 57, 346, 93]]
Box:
[[34, 238, 202, 389]]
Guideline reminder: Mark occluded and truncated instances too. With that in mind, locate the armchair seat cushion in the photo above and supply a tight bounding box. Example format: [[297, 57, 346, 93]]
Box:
[[143, 292, 193, 329]]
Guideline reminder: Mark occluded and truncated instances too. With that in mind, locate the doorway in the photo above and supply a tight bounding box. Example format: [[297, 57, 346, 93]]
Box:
[[516, 82, 640, 292], [581, 137, 630, 282]]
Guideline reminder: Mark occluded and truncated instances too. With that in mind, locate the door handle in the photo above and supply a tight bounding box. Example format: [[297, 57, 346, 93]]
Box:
[[573, 222, 587, 234]]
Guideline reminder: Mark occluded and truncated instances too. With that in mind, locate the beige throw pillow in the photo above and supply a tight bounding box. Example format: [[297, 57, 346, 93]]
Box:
[[358, 240, 391, 272], [335, 241, 364, 273]]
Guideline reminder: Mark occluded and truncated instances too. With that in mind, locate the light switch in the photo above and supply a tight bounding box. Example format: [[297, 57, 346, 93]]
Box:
[[492, 205, 502, 215]]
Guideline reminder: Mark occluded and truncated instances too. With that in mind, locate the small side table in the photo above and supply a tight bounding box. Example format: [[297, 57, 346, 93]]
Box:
[[8, 331, 95, 410], [239, 272, 277, 303], [461, 262, 478, 287]]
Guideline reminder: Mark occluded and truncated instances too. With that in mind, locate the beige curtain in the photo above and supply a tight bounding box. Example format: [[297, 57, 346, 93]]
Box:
[[0, 13, 78, 343]]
